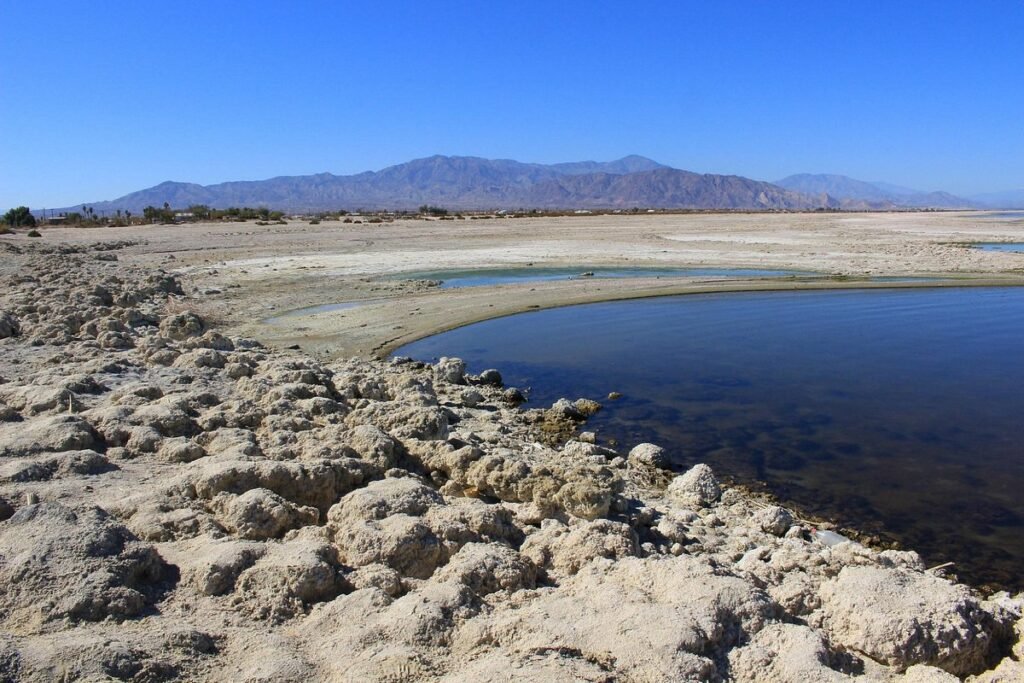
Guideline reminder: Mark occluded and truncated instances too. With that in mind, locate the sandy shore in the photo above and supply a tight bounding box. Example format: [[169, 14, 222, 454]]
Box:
[[14, 211, 1024, 359]]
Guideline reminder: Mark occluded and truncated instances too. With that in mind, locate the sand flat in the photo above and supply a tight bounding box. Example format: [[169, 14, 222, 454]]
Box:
[[22, 211, 1024, 359]]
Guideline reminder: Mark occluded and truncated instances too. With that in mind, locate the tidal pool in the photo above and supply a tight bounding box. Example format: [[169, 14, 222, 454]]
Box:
[[392, 266, 807, 289], [396, 287, 1024, 589], [975, 243, 1024, 253]]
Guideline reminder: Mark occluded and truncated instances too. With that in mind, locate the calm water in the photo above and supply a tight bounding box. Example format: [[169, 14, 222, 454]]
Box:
[[393, 266, 807, 289], [396, 288, 1024, 589], [977, 211, 1024, 220], [976, 243, 1024, 253]]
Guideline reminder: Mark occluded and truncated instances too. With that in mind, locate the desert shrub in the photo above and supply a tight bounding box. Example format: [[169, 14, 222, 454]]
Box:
[[309, 219, 320, 225], [27, 229, 41, 237]]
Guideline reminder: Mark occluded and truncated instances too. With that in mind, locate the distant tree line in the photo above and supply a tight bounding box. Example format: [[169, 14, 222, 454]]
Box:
[[419, 204, 448, 216], [2, 206, 36, 228], [140, 204, 286, 223]]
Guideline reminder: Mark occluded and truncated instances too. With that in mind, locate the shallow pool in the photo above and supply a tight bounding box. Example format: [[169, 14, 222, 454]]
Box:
[[975, 243, 1024, 253], [396, 287, 1024, 589], [392, 266, 809, 289]]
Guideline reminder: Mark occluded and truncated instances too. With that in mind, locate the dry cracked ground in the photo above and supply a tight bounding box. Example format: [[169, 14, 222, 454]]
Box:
[[0, 239, 1021, 681]]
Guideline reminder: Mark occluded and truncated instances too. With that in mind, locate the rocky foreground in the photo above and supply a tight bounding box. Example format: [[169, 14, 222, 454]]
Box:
[[0, 241, 1021, 682]]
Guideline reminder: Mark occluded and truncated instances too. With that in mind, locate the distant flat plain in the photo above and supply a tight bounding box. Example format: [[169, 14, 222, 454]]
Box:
[[20, 210, 1024, 357]]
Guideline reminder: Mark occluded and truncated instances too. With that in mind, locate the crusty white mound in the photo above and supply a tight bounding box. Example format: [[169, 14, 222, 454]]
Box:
[[0, 242, 1020, 682]]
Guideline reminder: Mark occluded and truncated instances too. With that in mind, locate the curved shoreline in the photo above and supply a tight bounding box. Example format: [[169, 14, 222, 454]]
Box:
[[241, 274, 1024, 360]]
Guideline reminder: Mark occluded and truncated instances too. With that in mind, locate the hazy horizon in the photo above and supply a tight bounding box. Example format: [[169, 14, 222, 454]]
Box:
[[3, 1, 1022, 209]]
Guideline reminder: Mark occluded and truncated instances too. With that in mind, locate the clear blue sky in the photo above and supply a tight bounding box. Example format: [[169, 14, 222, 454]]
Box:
[[2, 1, 1022, 209]]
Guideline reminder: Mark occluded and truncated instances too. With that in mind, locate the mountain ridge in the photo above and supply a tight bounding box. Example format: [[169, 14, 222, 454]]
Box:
[[57, 157, 991, 214], [774, 173, 976, 209]]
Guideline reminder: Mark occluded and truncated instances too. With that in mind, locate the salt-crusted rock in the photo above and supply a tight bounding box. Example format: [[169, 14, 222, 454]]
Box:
[[0, 414, 101, 457], [434, 542, 536, 595], [521, 519, 638, 578], [426, 496, 521, 542], [666, 463, 720, 508], [191, 455, 375, 513], [129, 401, 197, 437], [819, 566, 1011, 676], [182, 538, 267, 596], [0, 383, 81, 416], [196, 427, 262, 459], [128, 505, 219, 542], [159, 311, 205, 340], [459, 388, 484, 407], [333, 514, 444, 579], [628, 442, 671, 470], [549, 398, 582, 420], [233, 539, 344, 621], [553, 468, 614, 520], [453, 555, 776, 681], [655, 509, 696, 544], [212, 488, 319, 540], [158, 436, 207, 463], [0, 503, 168, 625], [298, 581, 477, 679], [125, 424, 162, 454], [434, 357, 467, 385], [573, 398, 601, 417], [345, 423, 400, 469], [752, 505, 795, 536], [0, 628, 217, 683], [173, 348, 226, 369], [728, 623, 849, 682], [0, 449, 111, 482], [348, 402, 450, 441], [347, 563, 403, 597], [327, 477, 443, 525], [475, 368, 502, 386], [902, 664, 961, 682]]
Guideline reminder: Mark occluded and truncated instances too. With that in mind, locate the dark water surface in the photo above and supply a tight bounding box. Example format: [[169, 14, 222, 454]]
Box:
[[396, 288, 1024, 589], [393, 266, 807, 289]]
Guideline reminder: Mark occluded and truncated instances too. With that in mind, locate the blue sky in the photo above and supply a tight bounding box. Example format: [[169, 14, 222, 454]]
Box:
[[2, 1, 1022, 209]]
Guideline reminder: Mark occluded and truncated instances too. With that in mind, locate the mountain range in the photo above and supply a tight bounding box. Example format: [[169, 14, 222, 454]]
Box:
[[773, 174, 978, 210], [57, 156, 1021, 214]]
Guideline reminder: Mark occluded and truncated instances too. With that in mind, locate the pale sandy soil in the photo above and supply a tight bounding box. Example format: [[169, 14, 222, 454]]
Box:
[[20, 211, 1024, 358]]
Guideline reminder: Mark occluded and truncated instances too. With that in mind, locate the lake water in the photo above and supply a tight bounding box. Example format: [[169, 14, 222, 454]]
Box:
[[977, 211, 1024, 220], [393, 266, 808, 289], [975, 243, 1024, 253], [396, 288, 1024, 590]]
